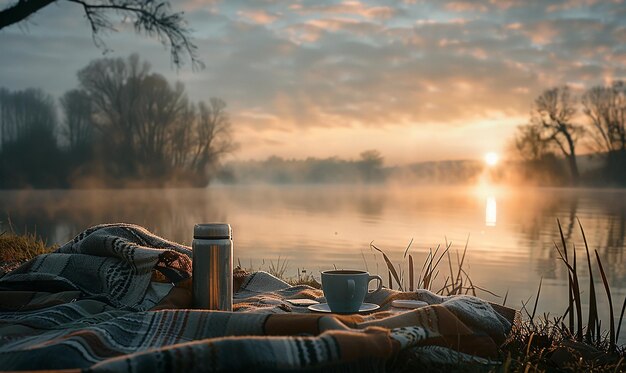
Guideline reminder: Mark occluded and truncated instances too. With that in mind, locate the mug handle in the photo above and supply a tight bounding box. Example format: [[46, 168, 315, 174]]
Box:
[[347, 279, 356, 300], [367, 275, 383, 294]]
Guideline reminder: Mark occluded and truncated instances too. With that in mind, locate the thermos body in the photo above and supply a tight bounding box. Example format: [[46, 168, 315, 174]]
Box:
[[192, 224, 233, 311]]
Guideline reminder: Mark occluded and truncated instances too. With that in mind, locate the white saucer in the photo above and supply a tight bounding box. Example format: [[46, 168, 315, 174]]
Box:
[[308, 302, 380, 314]]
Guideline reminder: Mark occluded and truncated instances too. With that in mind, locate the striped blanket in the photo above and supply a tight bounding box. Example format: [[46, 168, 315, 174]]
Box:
[[0, 224, 515, 372]]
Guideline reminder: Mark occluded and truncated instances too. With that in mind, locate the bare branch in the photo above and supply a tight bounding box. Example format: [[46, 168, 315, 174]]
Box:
[[1, 0, 202, 69], [0, 0, 56, 30]]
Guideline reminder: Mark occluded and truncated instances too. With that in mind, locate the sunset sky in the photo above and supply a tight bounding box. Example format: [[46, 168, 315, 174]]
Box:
[[1, 0, 625, 164]]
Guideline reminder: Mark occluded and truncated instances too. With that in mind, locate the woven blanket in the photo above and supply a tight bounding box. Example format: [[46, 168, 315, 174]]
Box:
[[0, 224, 515, 372]]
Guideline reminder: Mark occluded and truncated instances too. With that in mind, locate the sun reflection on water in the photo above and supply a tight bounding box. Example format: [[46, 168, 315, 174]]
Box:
[[485, 196, 497, 227]]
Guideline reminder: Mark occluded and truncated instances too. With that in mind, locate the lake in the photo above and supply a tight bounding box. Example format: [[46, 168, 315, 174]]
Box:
[[1, 185, 625, 336]]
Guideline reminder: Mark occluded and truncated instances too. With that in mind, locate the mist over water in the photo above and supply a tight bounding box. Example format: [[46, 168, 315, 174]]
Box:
[[2, 184, 626, 336]]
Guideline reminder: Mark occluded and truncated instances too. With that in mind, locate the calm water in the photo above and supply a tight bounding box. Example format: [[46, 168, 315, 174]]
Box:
[[2, 185, 626, 333]]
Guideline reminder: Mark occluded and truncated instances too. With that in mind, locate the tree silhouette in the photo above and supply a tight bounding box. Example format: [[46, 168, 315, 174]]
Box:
[[0, 0, 201, 68], [582, 81, 626, 183], [0, 88, 56, 147], [76, 54, 234, 183], [77, 54, 147, 175], [133, 75, 187, 171], [189, 99, 237, 175], [509, 123, 567, 185], [358, 149, 384, 182], [0, 88, 64, 187], [0, 54, 235, 188], [582, 81, 626, 153], [513, 124, 552, 162], [531, 86, 582, 185], [60, 89, 93, 155]]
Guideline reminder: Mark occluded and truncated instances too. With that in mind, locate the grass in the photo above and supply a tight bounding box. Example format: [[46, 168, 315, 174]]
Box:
[[236, 256, 321, 288], [0, 222, 56, 274], [290, 267, 321, 288], [2, 220, 626, 372], [370, 234, 499, 299], [492, 219, 626, 372]]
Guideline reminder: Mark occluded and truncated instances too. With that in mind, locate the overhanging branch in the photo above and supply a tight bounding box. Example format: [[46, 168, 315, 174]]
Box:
[[0, 0, 202, 69], [0, 0, 56, 29]]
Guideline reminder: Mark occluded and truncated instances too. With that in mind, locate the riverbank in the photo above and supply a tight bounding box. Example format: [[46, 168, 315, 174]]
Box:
[[1, 229, 624, 372]]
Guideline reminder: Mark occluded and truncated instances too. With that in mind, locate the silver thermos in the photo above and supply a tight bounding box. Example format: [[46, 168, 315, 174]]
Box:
[[192, 223, 233, 310]]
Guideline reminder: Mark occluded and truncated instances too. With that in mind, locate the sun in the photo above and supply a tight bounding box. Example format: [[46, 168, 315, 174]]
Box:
[[484, 152, 499, 167]]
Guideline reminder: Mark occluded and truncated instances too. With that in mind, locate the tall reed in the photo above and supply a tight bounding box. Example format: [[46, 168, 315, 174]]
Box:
[[554, 218, 626, 350], [370, 235, 495, 298]]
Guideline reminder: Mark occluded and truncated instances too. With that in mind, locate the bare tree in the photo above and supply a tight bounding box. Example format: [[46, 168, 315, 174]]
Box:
[[60, 89, 93, 153], [0, 87, 61, 187], [582, 81, 626, 183], [513, 124, 552, 162], [0, 0, 201, 68], [168, 102, 195, 168], [75, 54, 234, 182], [0, 88, 56, 146], [190, 98, 237, 175], [582, 81, 626, 153], [77, 54, 150, 174], [531, 86, 582, 184], [133, 76, 187, 171]]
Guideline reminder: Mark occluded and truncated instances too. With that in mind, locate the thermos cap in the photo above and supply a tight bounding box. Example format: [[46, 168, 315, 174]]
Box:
[[194, 223, 232, 239]]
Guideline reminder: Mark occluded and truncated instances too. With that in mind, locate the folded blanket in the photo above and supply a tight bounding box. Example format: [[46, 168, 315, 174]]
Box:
[[0, 224, 515, 372]]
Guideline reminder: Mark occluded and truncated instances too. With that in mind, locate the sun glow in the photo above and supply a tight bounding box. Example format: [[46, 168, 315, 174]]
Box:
[[484, 152, 499, 167]]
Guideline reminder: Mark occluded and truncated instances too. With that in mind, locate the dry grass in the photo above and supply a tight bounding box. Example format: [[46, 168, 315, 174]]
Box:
[[496, 219, 626, 372], [0, 226, 56, 274], [370, 235, 497, 298], [236, 256, 321, 288], [366, 220, 626, 372], [288, 268, 321, 288]]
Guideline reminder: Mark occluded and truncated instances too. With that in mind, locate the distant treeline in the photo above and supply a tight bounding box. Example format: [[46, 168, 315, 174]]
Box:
[[220, 152, 622, 187], [0, 54, 235, 189], [219, 150, 386, 184], [510, 81, 626, 186], [217, 152, 487, 185]]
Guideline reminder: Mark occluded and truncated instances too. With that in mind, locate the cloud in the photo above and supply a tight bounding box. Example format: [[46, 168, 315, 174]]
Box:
[[546, 0, 603, 12], [290, 1, 398, 20], [445, 2, 489, 12], [524, 20, 560, 45], [0, 0, 624, 161], [180, 0, 221, 12], [238, 10, 280, 25]]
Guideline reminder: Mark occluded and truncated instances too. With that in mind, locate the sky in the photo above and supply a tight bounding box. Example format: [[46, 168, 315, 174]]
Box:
[[1, 0, 625, 165]]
